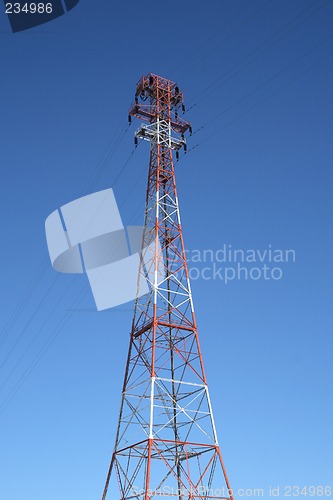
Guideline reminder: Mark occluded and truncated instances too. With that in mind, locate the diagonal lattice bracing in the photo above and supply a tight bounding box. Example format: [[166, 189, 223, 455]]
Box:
[[102, 74, 233, 500]]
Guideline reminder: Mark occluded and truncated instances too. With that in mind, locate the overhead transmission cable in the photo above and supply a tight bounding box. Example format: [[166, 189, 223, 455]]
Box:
[[0, 165, 148, 417], [2, 0, 317, 369], [0, 259, 49, 349], [189, 35, 333, 138], [186, 49, 333, 154], [0, 120, 133, 352], [170, 0, 256, 75], [0, 127, 138, 387], [0, 144, 143, 412], [176, 0, 274, 80], [185, 0, 331, 111], [3, 37, 331, 410], [2, 2, 331, 414], [0, 124, 130, 352]]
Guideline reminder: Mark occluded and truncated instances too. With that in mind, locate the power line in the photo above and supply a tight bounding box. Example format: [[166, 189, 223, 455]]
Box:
[[82, 122, 131, 195], [176, 0, 274, 80], [2, 7, 331, 418], [0, 199, 146, 417], [190, 34, 333, 137], [186, 0, 330, 111], [0, 274, 59, 374], [169, 0, 255, 75], [3, 0, 324, 370], [0, 309, 74, 416], [0, 146, 145, 413], [0, 122, 133, 364], [0, 259, 49, 349], [187, 50, 333, 154]]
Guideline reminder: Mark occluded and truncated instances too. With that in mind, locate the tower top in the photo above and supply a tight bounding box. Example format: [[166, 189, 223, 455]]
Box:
[[134, 73, 184, 106], [128, 73, 192, 153]]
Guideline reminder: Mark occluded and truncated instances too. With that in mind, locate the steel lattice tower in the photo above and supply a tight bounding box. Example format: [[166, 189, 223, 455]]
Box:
[[102, 74, 233, 500]]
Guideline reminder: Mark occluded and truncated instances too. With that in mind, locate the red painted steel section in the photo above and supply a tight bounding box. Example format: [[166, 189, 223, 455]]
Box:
[[102, 74, 233, 500]]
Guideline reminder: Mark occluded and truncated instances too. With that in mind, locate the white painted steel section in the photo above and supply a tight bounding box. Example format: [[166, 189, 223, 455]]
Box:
[[154, 189, 160, 305], [149, 376, 156, 438], [176, 195, 195, 314], [205, 384, 219, 445], [135, 120, 186, 151]]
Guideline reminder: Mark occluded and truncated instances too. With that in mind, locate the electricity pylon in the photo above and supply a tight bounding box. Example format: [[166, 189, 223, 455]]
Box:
[[102, 74, 233, 500]]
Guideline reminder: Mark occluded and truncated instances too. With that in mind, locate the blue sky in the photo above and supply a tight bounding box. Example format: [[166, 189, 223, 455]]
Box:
[[0, 1, 332, 498]]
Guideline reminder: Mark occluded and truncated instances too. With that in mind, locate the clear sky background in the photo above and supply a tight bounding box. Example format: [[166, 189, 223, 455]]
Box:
[[0, 1, 332, 499]]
